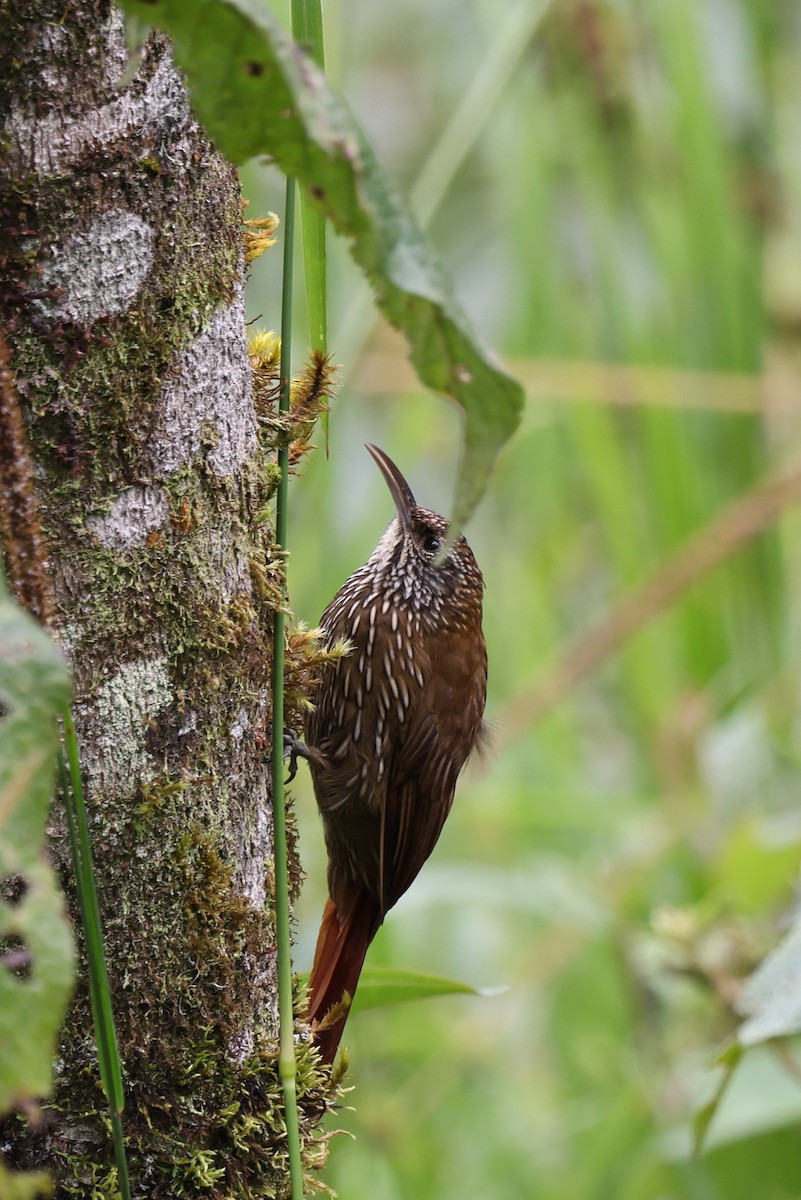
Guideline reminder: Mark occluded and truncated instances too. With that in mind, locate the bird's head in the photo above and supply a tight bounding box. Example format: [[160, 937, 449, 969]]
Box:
[[365, 444, 483, 611]]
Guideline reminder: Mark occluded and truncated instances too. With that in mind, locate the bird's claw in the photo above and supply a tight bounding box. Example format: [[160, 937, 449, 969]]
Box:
[[283, 728, 310, 784]]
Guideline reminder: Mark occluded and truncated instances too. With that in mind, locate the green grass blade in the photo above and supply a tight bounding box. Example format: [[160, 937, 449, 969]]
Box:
[[58, 717, 131, 1200], [291, 0, 328, 446], [413, 0, 551, 226], [271, 176, 304, 1200], [299, 196, 327, 356]]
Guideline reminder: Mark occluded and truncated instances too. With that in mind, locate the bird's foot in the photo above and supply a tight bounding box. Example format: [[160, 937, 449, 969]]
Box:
[[283, 728, 311, 783]]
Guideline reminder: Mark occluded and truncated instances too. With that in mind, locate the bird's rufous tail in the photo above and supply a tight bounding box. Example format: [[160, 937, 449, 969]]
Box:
[[306, 890, 381, 1063]]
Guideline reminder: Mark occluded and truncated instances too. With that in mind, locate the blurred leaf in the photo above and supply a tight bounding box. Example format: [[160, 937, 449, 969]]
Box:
[[737, 913, 801, 1046], [693, 1045, 801, 1152], [0, 574, 74, 1114], [713, 819, 801, 915], [350, 966, 503, 1014], [693, 1039, 743, 1155], [119, 0, 523, 524], [0, 1160, 52, 1200]]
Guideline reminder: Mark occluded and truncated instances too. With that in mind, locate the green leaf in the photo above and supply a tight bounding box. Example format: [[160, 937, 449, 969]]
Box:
[[349, 966, 502, 1014], [296, 965, 500, 1015], [0, 572, 74, 1114], [737, 911, 801, 1046], [119, 0, 523, 524]]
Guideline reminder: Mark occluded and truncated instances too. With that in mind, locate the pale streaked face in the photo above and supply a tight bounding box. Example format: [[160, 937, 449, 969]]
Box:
[[366, 507, 483, 614]]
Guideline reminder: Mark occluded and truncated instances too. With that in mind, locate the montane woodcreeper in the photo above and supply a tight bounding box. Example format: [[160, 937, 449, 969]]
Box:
[[304, 444, 487, 1062]]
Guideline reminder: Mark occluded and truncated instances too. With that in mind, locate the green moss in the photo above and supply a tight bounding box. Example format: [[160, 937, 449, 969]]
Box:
[[174, 826, 264, 1003], [55, 1029, 338, 1199], [46, 790, 336, 1198], [139, 155, 163, 176]]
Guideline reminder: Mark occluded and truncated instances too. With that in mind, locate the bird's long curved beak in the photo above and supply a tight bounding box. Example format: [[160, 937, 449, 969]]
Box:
[[366, 444, 416, 532]]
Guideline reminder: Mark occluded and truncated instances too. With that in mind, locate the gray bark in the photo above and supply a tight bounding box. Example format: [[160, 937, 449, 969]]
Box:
[[0, 2, 321, 1195]]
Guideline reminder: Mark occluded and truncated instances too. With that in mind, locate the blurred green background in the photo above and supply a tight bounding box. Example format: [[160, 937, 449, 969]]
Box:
[[244, 1, 801, 1196]]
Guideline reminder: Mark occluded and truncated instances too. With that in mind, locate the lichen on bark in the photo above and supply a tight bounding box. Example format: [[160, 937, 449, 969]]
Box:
[[0, 2, 329, 1195]]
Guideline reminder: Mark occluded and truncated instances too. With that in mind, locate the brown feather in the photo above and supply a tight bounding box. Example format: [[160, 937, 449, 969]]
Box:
[[307, 891, 381, 1063]]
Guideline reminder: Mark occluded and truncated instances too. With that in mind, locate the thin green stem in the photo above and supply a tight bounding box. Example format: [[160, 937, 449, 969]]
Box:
[[58, 711, 131, 1200], [291, 0, 328, 446], [271, 176, 305, 1200]]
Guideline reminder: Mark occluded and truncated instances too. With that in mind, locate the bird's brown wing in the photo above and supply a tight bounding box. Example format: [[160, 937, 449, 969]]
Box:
[[306, 580, 487, 915], [305, 581, 398, 909], [379, 621, 487, 910]]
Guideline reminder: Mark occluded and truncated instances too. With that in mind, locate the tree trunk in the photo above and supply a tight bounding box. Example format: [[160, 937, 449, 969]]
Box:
[[0, 2, 322, 1194]]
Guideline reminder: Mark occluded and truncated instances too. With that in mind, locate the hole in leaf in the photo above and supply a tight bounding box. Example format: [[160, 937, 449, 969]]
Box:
[[1, 873, 29, 905], [1, 934, 33, 981]]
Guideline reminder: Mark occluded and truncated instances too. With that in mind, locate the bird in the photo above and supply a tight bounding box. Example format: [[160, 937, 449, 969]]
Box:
[[303, 443, 487, 1063]]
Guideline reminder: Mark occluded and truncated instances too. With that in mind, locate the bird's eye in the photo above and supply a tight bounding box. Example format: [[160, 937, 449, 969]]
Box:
[[421, 533, 441, 555]]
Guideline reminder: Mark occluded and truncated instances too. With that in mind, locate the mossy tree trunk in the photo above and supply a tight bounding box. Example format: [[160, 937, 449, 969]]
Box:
[[0, 3, 318, 1195]]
